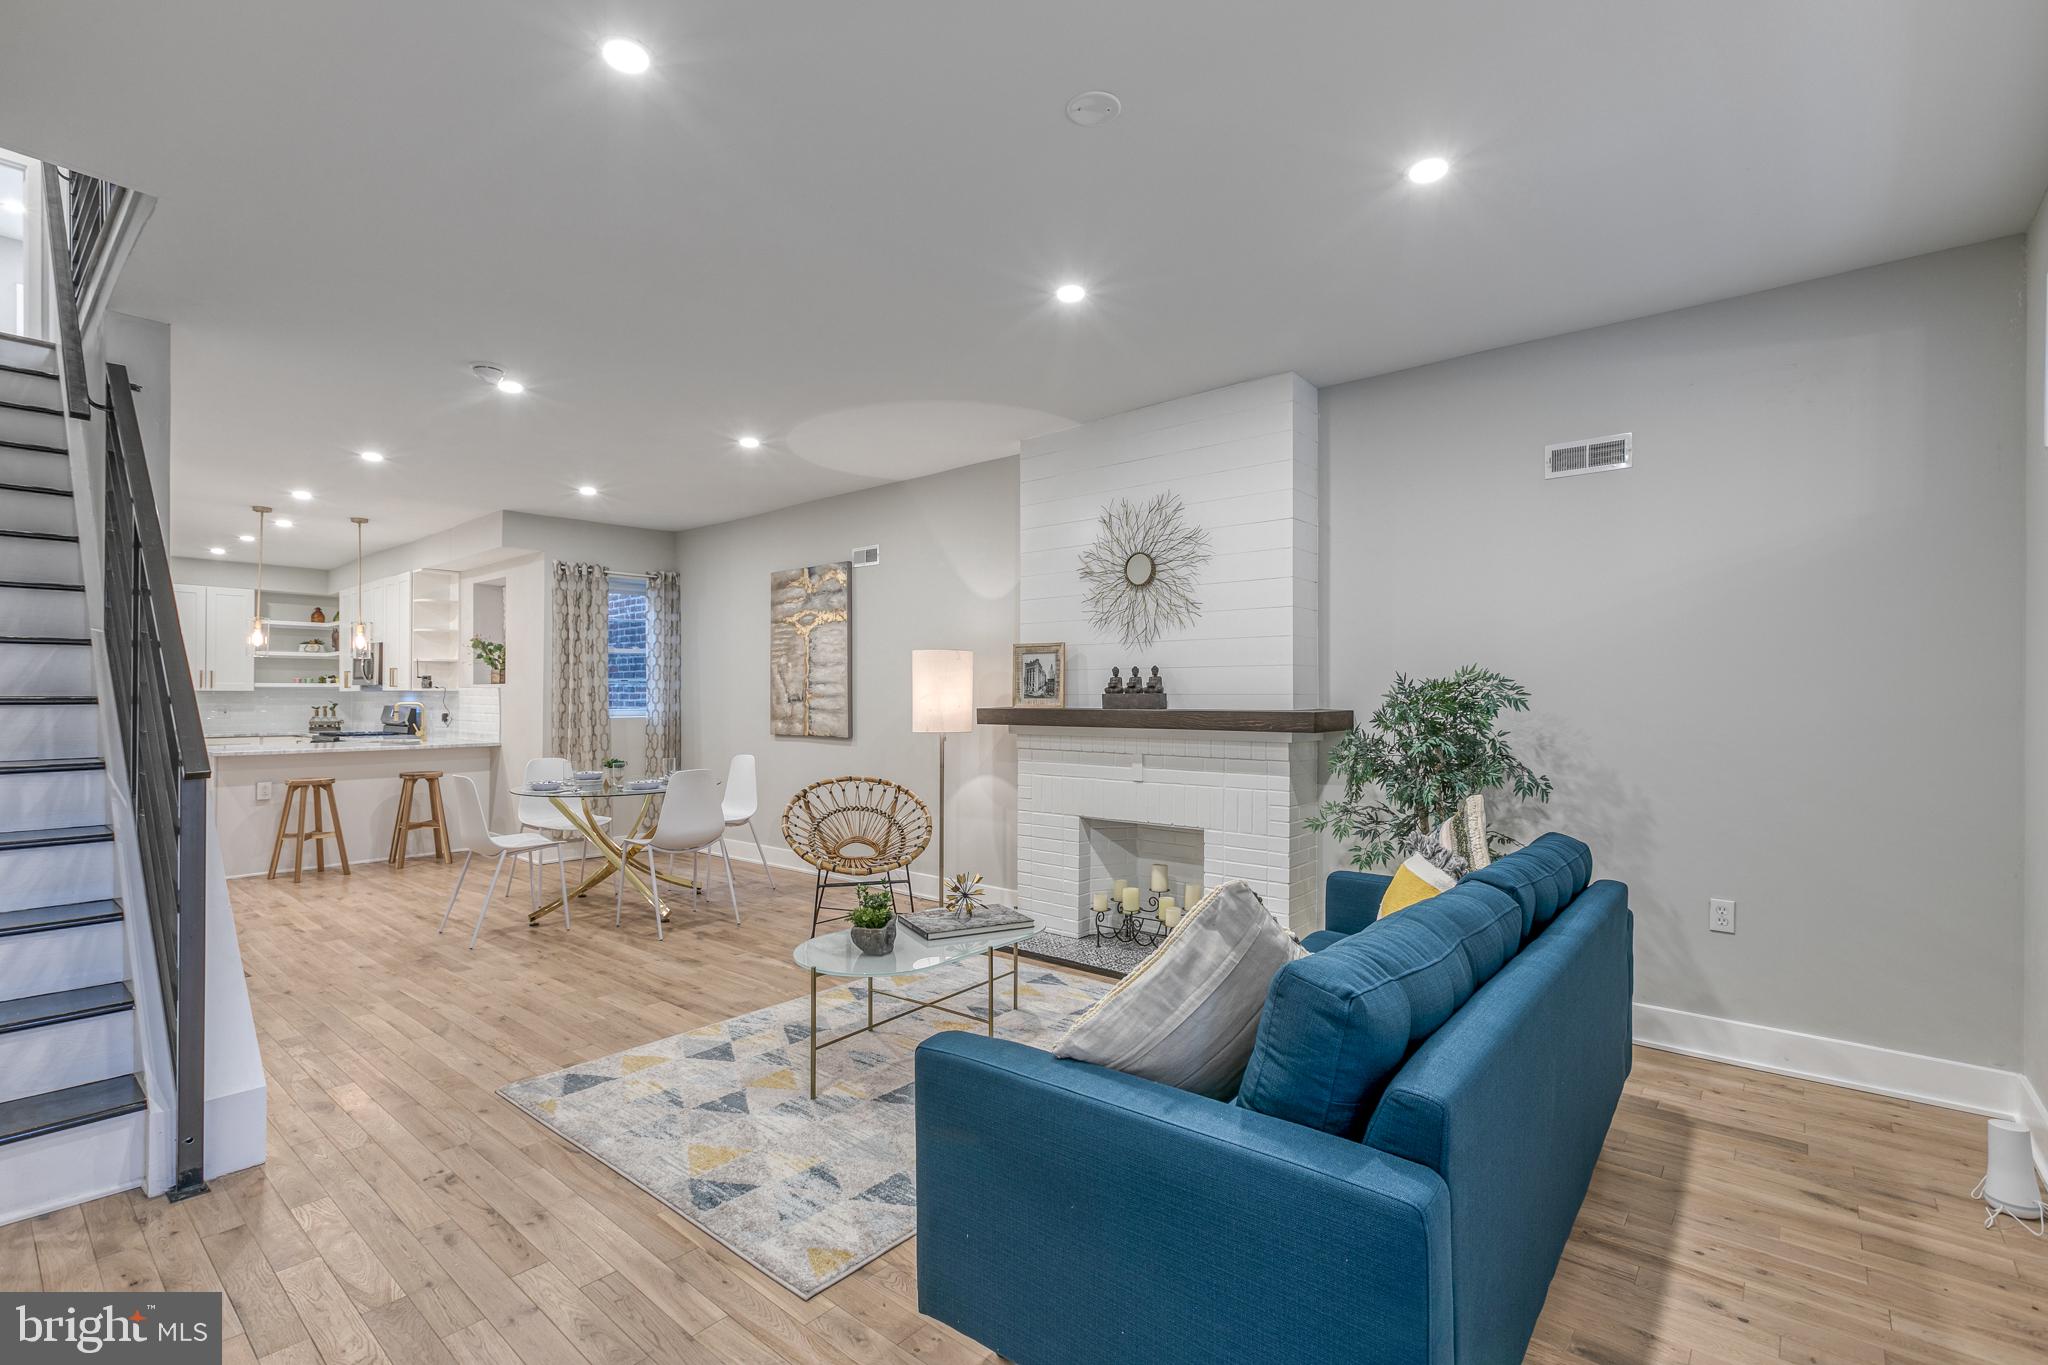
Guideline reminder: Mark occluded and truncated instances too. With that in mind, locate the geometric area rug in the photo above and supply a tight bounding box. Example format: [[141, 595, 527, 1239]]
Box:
[[499, 961, 1111, 1298]]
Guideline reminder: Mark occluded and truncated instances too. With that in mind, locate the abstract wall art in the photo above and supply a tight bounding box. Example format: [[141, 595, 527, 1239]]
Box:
[[770, 561, 852, 738]]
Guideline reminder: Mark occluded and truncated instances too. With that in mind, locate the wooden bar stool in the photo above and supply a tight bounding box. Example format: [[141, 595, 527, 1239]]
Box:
[[388, 770, 451, 869], [267, 778, 350, 882]]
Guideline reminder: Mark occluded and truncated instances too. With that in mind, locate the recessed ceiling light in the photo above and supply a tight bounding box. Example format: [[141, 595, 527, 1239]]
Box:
[[290, 489, 313, 501], [1406, 156, 1451, 185], [471, 363, 523, 393], [1054, 283, 1087, 304], [238, 534, 256, 543], [577, 484, 598, 497], [208, 546, 227, 556], [359, 450, 385, 463], [275, 518, 293, 528], [737, 435, 762, 450], [496, 376, 525, 395], [601, 38, 651, 74]]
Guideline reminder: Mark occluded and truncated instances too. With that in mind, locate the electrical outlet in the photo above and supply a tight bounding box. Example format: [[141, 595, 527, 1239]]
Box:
[[256, 781, 274, 802], [1709, 898, 1736, 934]]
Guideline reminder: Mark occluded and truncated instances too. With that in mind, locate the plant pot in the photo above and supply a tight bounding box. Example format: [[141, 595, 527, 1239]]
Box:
[[851, 921, 897, 956], [490, 669, 505, 685]]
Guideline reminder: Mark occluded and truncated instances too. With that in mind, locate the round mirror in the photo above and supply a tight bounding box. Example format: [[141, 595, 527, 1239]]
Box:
[[1123, 551, 1156, 587]]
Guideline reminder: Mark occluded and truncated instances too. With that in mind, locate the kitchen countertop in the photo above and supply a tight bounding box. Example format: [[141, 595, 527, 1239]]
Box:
[[206, 735, 500, 756]]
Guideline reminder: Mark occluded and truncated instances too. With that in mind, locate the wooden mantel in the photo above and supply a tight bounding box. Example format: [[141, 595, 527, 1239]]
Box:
[[975, 707, 1354, 734]]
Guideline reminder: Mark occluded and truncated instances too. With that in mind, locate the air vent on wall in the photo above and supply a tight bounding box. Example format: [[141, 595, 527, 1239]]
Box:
[[1545, 432, 1632, 479], [852, 544, 881, 568]]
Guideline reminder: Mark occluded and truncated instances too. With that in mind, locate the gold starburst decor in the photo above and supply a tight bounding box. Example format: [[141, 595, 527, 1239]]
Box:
[[943, 872, 988, 919], [1077, 491, 1212, 648]]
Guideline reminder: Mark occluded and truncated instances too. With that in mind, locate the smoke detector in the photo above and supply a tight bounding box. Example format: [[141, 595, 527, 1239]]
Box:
[[1066, 91, 1122, 126]]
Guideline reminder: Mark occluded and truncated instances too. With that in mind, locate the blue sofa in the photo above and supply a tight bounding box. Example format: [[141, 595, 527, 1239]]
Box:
[[914, 833, 1633, 1365]]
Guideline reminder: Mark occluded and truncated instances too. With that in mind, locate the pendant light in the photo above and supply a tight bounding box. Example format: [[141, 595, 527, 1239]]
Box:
[[349, 516, 371, 656], [246, 506, 271, 650]]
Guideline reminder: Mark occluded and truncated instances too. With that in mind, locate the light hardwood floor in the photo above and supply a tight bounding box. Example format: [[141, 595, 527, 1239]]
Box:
[[4, 858, 2044, 1364]]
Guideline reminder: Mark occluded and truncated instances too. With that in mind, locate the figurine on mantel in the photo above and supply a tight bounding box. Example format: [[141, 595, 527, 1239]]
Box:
[[1104, 663, 1169, 710]]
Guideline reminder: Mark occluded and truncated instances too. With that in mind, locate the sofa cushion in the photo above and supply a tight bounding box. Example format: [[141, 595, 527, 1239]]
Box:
[[1054, 880, 1304, 1098], [1463, 832, 1593, 940], [1233, 880, 1523, 1137], [1299, 929, 1349, 953]]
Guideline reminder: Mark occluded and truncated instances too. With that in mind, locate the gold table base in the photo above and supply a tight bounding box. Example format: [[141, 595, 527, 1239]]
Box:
[[524, 792, 697, 923], [807, 945, 1021, 1099]]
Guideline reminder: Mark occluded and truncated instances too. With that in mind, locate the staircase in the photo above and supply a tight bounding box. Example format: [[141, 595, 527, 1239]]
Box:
[[0, 328, 146, 1185]]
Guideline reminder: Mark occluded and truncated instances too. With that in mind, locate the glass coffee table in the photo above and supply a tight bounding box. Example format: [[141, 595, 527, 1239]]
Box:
[[792, 922, 1037, 1098]]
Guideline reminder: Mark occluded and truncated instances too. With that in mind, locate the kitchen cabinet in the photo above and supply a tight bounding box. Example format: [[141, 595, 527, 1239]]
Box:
[[171, 583, 255, 690], [340, 573, 414, 688]]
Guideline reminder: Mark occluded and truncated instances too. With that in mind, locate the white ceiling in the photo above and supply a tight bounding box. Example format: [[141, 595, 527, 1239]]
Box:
[[2, 1, 2046, 569]]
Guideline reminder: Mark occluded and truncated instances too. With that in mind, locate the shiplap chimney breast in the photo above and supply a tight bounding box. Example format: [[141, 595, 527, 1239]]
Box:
[[1018, 374, 1320, 709]]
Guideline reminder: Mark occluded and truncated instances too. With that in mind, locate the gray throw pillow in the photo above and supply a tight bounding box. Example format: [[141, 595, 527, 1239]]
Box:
[[1053, 880, 1305, 1098]]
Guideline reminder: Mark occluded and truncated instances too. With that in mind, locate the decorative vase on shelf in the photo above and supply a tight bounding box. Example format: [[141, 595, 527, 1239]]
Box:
[[309, 607, 326, 623], [851, 919, 897, 956]]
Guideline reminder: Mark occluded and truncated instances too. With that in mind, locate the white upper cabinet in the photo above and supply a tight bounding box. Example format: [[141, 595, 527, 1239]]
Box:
[[171, 584, 255, 691]]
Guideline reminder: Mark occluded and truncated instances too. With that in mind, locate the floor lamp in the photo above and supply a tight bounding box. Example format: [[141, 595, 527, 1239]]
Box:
[[911, 650, 974, 905]]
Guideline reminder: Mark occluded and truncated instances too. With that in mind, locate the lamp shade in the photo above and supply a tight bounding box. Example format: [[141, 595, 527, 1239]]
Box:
[[911, 650, 975, 733]]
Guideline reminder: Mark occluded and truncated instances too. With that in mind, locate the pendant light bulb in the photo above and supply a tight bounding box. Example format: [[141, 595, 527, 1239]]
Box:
[[247, 506, 271, 651]]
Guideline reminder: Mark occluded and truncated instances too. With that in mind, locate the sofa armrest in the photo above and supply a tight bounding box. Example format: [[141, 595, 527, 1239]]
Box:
[[915, 1034, 1453, 1365], [1325, 870, 1391, 934]]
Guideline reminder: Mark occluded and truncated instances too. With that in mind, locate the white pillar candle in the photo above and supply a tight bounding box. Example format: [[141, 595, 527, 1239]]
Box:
[[1112, 879, 1128, 898], [1122, 886, 1144, 915], [1151, 863, 1169, 893], [1159, 901, 1182, 928], [1091, 892, 1109, 916], [1185, 883, 1201, 908]]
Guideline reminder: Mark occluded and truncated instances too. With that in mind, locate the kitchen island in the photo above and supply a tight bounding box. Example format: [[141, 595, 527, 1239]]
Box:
[[208, 735, 500, 878]]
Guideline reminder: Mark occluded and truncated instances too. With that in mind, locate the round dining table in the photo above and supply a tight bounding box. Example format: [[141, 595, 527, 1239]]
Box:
[[506, 775, 698, 923]]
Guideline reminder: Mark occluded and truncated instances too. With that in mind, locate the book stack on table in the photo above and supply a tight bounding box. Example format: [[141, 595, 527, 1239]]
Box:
[[899, 905, 1034, 940]]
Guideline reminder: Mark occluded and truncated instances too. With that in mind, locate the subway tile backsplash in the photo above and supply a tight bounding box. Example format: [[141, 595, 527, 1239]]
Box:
[[200, 686, 501, 744]]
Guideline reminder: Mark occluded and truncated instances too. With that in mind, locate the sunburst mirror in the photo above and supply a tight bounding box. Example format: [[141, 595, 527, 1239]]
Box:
[[1077, 491, 1212, 648]]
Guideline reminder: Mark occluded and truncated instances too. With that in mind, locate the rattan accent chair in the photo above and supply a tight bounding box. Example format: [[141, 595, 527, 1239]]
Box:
[[782, 776, 932, 937]]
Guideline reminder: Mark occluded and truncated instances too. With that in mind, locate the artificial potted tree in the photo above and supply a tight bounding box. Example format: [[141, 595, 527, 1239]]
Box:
[[1308, 665, 1552, 870], [850, 885, 897, 955]]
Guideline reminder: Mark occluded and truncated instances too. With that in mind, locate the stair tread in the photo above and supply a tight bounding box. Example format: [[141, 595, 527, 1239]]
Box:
[[0, 980, 132, 1034], [0, 580, 85, 592], [0, 695, 96, 705], [0, 1074, 145, 1147], [0, 330, 55, 350], [0, 362, 58, 382], [0, 441, 67, 456], [0, 899, 121, 938], [0, 636, 89, 647], [0, 481, 72, 498], [0, 823, 113, 850], [0, 529, 79, 543], [0, 398, 64, 418], [0, 757, 104, 774]]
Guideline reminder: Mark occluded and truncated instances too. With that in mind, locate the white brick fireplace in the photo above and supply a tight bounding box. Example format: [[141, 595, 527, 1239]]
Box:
[[1004, 373, 1337, 938], [1016, 729, 1325, 937]]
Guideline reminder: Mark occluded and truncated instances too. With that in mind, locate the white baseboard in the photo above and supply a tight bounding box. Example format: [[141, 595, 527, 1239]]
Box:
[[1635, 1002, 2048, 1182]]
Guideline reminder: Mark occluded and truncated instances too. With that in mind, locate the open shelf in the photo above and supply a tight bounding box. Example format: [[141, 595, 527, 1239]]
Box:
[[255, 650, 338, 659]]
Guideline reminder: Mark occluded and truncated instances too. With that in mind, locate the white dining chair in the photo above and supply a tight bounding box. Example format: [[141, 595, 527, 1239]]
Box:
[[436, 774, 577, 949], [617, 769, 737, 938], [520, 756, 608, 875], [720, 753, 775, 890]]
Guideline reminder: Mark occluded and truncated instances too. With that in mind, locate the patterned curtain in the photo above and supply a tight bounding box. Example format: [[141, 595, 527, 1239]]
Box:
[[643, 570, 683, 775], [549, 561, 611, 769]]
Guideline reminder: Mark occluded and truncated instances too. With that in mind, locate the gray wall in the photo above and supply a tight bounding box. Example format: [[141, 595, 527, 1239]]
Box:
[[104, 310, 171, 520], [2025, 195, 2048, 1101], [1321, 239, 2027, 1068], [674, 457, 1021, 892]]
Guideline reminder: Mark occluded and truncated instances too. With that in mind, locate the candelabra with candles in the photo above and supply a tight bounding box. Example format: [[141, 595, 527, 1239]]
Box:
[[1091, 864, 1203, 947]]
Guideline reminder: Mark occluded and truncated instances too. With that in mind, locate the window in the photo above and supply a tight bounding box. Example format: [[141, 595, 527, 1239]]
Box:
[[607, 577, 649, 717]]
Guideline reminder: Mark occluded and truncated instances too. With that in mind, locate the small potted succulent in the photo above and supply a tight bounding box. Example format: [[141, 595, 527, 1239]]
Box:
[[850, 886, 897, 956], [470, 636, 506, 685], [601, 757, 627, 790]]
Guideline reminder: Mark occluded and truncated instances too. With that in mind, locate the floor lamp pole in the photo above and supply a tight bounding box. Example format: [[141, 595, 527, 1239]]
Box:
[[935, 732, 947, 905]]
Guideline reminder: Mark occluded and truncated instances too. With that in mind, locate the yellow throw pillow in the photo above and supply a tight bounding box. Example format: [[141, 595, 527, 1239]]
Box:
[[1379, 853, 1457, 918]]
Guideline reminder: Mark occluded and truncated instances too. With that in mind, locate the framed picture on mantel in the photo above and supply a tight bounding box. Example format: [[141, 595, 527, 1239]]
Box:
[[1013, 642, 1066, 708]]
